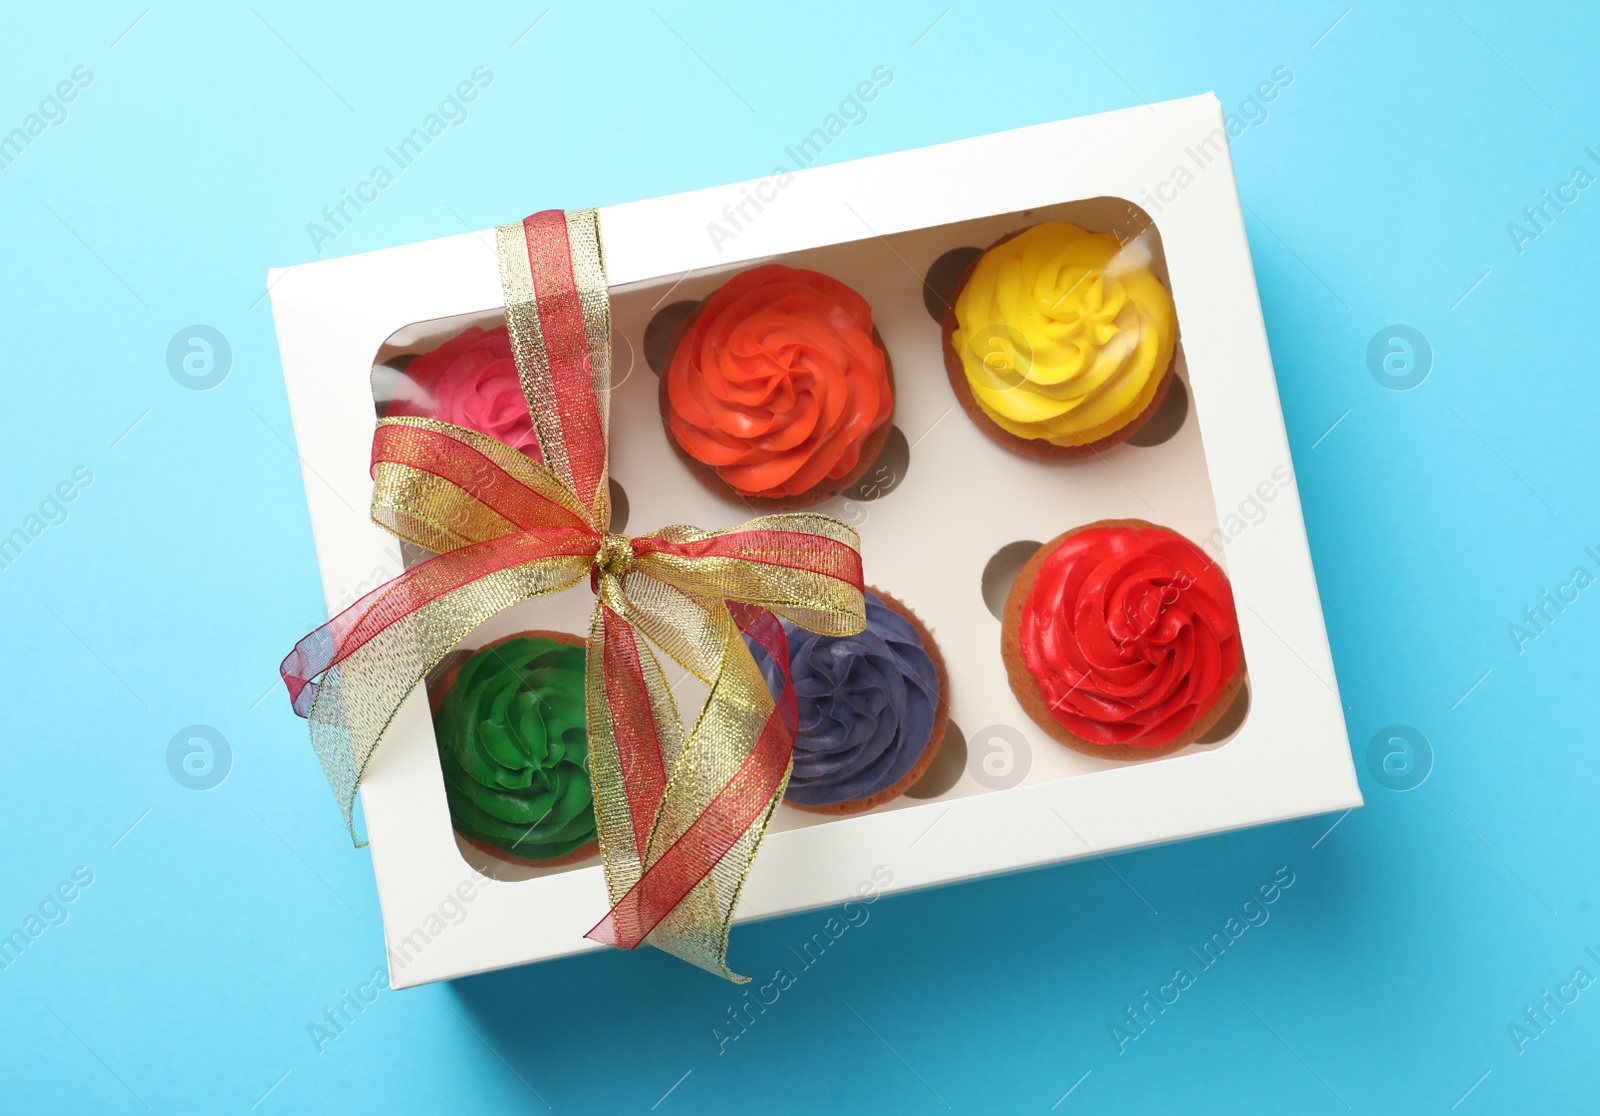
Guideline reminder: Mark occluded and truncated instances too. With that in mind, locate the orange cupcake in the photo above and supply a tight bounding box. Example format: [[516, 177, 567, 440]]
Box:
[[661, 265, 894, 508]]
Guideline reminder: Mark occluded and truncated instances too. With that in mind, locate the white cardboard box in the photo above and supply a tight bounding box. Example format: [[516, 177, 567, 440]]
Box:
[[269, 93, 1360, 988]]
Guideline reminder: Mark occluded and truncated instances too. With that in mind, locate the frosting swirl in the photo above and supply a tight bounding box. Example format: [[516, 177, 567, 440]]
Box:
[[1019, 525, 1239, 748], [757, 591, 940, 806], [953, 222, 1176, 446], [667, 265, 892, 497], [433, 636, 596, 860], [387, 325, 544, 462]]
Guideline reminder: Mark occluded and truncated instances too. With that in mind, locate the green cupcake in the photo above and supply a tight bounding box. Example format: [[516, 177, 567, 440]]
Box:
[[433, 635, 597, 863]]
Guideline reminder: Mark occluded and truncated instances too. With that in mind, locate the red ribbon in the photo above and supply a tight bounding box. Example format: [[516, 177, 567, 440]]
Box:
[[281, 211, 865, 963]]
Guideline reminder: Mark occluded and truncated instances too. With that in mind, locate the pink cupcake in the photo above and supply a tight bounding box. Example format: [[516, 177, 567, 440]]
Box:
[[385, 325, 543, 462]]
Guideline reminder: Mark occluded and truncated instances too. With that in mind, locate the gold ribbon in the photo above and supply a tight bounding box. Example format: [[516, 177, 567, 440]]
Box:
[[287, 210, 865, 980]]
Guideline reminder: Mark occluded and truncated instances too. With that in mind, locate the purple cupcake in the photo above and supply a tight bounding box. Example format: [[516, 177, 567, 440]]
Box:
[[757, 588, 948, 814]]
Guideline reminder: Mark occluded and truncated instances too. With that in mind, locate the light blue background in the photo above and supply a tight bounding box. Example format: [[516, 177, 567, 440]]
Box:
[[1, 2, 1594, 1112]]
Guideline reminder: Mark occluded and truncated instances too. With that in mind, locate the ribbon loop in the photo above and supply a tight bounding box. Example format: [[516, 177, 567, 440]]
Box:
[[634, 517, 865, 636]]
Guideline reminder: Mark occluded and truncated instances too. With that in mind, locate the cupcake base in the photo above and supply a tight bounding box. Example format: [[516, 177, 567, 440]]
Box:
[[431, 629, 601, 867], [1001, 520, 1246, 761], [660, 301, 897, 510], [940, 228, 1175, 460], [458, 832, 598, 870], [785, 587, 950, 815]]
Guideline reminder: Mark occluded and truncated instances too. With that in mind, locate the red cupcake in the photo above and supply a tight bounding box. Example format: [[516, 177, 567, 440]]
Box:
[[1001, 519, 1245, 760], [661, 265, 894, 508]]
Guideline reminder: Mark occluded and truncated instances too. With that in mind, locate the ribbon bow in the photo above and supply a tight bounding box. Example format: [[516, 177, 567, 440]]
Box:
[[280, 210, 866, 980]]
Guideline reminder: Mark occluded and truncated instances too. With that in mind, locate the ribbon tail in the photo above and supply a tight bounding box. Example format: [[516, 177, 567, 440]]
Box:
[[584, 599, 796, 981], [583, 601, 682, 903], [282, 535, 593, 843]]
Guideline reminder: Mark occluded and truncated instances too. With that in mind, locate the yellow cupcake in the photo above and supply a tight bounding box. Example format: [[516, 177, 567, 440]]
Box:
[[951, 222, 1176, 448]]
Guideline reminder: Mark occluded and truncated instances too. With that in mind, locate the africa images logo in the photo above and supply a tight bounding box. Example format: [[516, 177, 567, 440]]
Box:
[[0, 66, 93, 173], [703, 66, 894, 254], [0, 466, 94, 572], [1506, 547, 1600, 654], [305, 67, 493, 254]]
